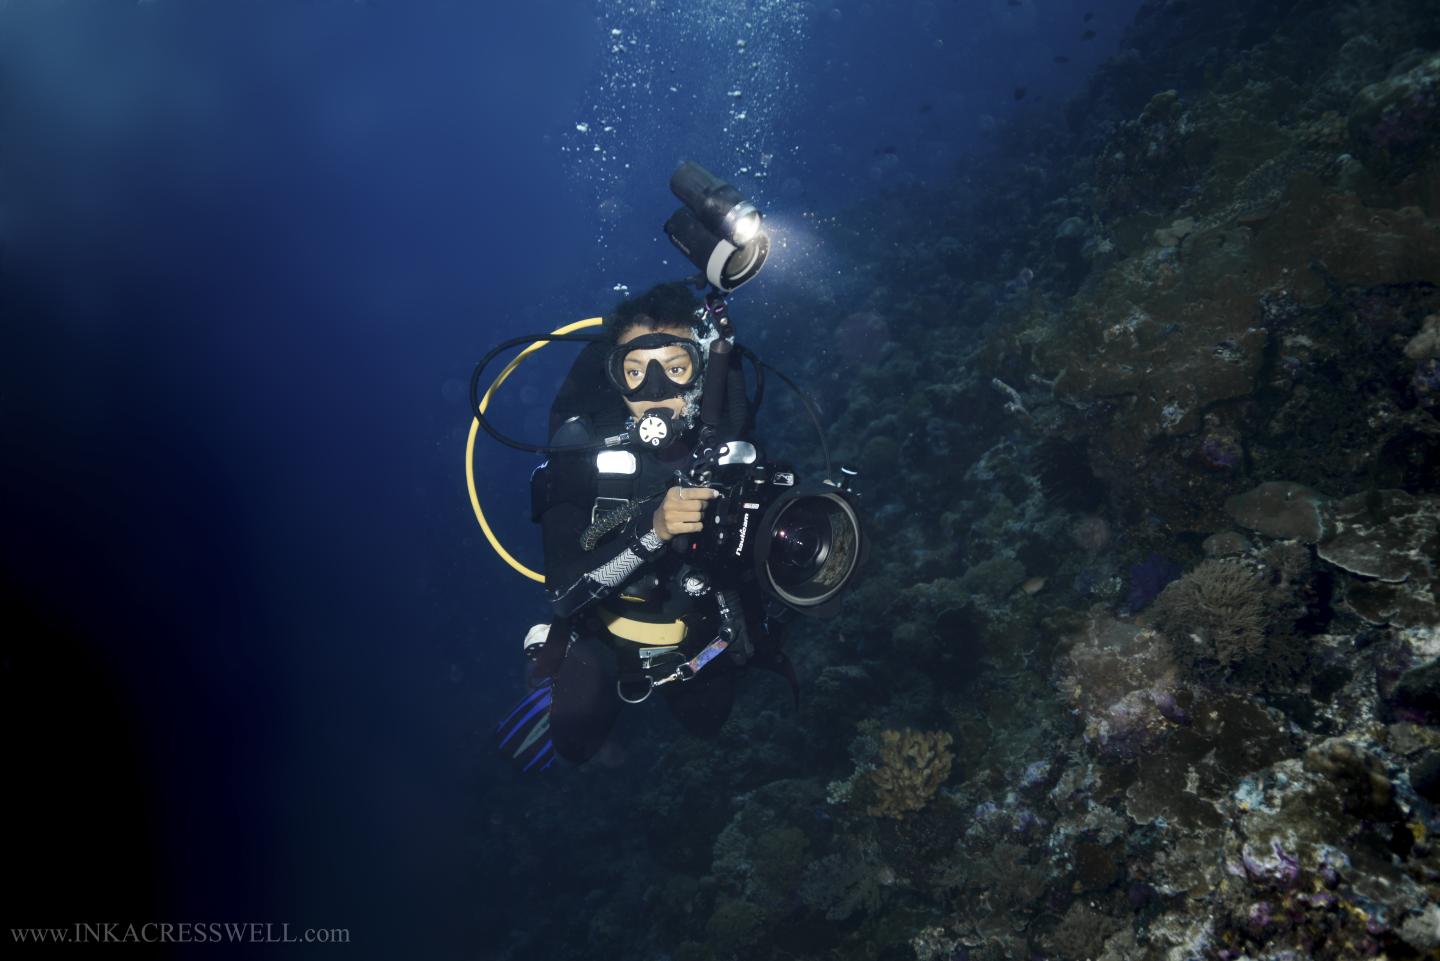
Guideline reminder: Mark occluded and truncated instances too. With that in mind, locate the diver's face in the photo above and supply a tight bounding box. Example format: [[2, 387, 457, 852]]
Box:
[[616, 324, 698, 420]]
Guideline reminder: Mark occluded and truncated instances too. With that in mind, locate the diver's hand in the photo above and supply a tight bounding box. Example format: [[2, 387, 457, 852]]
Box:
[[652, 486, 719, 542]]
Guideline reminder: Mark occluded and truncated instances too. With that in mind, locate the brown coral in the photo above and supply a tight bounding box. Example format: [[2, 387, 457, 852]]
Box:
[[1153, 559, 1269, 670], [866, 729, 954, 819]]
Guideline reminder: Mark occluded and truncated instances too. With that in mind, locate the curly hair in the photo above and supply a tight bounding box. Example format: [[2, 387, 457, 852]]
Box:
[[604, 282, 702, 342]]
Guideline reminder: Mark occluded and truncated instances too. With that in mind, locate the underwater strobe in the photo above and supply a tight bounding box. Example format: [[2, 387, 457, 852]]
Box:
[[663, 162, 770, 293]]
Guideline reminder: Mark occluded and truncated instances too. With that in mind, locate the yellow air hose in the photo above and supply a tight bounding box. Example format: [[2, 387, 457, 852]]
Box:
[[465, 316, 606, 583]]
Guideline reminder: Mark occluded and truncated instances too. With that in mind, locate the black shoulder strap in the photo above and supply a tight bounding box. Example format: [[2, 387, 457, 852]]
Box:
[[530, 418, 598, 523]]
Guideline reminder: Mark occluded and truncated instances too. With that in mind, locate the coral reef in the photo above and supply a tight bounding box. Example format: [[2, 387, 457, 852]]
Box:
[[865, 729, 955, 820], [1319, 490, 1440, 628], [478, 2, 1440, 959], [1224, 480, 1329, 543], [796, 842, 890, 922]]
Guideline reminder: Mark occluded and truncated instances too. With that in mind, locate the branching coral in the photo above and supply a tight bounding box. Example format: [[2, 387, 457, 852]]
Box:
[[937, 840, 1051, 946], [866, 729, 954, 819], [797, 844, 890, 922], [1042, 901, 1124, 960]]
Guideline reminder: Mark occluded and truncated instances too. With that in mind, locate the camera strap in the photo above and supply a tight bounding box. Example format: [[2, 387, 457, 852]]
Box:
[[713, 589, 753, 665], [616, 635, 729, 704], [663, 635, 731, 684]]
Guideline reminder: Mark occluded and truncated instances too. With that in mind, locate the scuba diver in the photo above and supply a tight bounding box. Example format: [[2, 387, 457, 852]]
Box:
[[477, 163, 866, 771], [515, 283, 787, 765]]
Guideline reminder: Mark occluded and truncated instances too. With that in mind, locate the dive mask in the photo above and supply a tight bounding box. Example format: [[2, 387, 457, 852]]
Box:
[[604, 332, 703, 402]]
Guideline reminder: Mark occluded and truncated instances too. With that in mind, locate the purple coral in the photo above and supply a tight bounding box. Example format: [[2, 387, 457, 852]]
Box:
[[1200, 434, 1241, 470], [1373, 87, 1439, 149], [1151, 689, 1191, 725], [1124, 552, 1183, 612], [1316, 858, 1341, 889], [1247, 900, 1275, 937], [1298, 891, 1338, 909], [1272, 844, 1302, 886], [1237, 840, 1302, 887], [1127, 881, 1155, 910], [1013, 808, 1043, 836], [1019, 760, 1052, 789]]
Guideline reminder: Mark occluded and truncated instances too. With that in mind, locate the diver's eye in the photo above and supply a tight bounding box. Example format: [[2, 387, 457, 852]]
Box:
[[669, 365, 689, 377], [625, 369, 642, 381]]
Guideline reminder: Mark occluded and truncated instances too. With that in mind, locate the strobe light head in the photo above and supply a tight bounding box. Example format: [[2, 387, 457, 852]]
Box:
[[664, 162, 769, 293], [664, 208, 769, 292], [669, 161, 764, 246], [728, 204, 762, 246]]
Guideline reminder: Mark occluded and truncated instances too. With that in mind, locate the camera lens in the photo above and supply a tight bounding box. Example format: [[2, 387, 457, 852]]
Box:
[[771, 517, 824, 586], [762, 491, 861, 612]]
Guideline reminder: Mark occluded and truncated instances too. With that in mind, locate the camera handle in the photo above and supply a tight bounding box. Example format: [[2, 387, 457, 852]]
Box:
[[703, 290, 733, 339], [714, 588, 753, 665], [668, 425, 725, 558], [666, 482, 718, 558]]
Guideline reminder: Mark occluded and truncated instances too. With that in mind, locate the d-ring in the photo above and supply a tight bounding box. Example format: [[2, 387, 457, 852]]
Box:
[[617, 677, 654, 704]]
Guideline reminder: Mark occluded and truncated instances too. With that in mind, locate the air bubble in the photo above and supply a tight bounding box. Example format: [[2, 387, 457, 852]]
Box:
[[564, 3, 811, 261]]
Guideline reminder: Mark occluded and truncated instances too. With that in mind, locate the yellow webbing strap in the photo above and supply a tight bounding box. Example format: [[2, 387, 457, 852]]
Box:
[[465, 316, 605, 583], [598, 609, 689, 646]]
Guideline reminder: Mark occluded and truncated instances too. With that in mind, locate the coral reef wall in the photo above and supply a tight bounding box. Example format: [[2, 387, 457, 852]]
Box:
[[481, 2, 1440, 959]]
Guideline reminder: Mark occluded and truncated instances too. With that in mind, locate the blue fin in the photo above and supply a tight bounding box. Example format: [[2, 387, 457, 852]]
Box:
[[495, 679, 556, 772]]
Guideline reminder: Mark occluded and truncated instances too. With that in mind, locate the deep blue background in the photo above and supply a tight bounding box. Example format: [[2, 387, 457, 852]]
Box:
[[0, 0, 1139, 955]]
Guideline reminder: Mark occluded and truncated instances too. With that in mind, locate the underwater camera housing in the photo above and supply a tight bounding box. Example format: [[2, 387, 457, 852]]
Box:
[[675, 440, 865, 618]]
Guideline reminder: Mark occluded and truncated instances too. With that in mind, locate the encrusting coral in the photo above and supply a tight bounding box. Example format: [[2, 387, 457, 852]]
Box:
[[866, 729, 954, 819]]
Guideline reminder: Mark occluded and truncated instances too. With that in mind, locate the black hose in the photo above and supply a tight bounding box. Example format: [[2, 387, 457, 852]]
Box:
[[470, 332, 828, 477], [735, 345, 832, 478], [468, 332, 615, 454], [699, 337, 732, 428], [724, 362, 750, 437]]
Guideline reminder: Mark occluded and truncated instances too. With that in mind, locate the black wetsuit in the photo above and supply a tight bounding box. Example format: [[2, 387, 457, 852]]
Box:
[[536, 424, 748, 764]]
